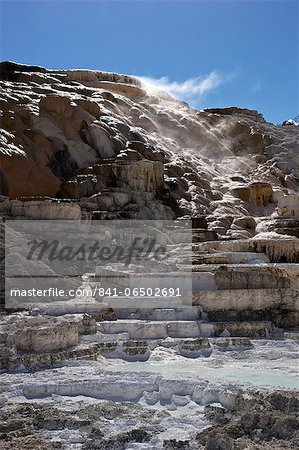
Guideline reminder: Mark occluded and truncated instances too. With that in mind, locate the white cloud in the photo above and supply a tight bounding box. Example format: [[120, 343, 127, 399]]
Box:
[[250, 80, 264, 94], [139, 70, 237, 104]]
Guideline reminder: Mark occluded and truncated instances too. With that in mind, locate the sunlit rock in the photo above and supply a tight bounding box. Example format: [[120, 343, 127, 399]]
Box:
[[10, 199, 81, 219], [276, 194, 299, 217], [231, 181, 273, 206]]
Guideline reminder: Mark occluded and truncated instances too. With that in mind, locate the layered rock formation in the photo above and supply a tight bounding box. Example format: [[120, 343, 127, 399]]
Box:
[[0, 61, 298, 450], [0, 61, 298, 228], [0, 358, 298, 449]]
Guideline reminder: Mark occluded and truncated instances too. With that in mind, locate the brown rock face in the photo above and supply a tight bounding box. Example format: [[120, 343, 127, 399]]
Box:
[[231, 181, 273, 206], [277, 194, 299, 217], [249, 181, 273, 205], [203, 106, 266, 122], [0, 61, 298, 225], [233, 216, 256, 229], [60, 160, 164, 199], [14, 320, 78, 353], [1, 315, 79, 353], [0, 130, 62, 198], [10, 199, 81, 219]]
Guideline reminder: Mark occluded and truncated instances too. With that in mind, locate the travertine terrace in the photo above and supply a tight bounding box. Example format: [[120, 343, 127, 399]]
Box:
[[0, 61, 298, 449]]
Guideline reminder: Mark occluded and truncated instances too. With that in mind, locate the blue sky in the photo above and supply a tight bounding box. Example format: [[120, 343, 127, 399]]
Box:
[[0, 0, 298, 123]]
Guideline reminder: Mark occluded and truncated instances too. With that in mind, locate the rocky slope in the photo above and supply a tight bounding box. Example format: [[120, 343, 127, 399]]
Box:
[[0, 61, 298, 237]]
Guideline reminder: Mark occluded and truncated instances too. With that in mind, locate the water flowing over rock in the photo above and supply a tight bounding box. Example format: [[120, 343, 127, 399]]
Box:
[[0, 61, 298, 224]]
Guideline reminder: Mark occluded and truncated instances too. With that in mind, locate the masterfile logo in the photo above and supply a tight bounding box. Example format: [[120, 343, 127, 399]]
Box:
[[5, 219, 192, 309], [26, 237, 168, 266]]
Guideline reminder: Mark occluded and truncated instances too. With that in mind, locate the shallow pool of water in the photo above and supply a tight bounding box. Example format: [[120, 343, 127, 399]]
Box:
[[109, 356, 299, 389]]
